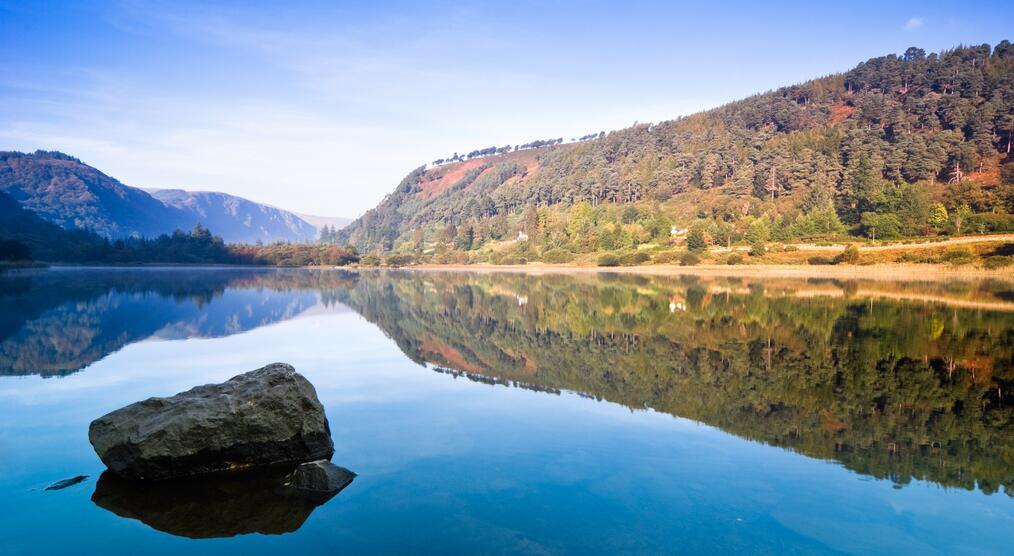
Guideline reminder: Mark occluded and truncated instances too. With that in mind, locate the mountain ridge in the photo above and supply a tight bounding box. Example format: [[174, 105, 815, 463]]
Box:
[[148, 188, 318, 243], [0, 151, 347, 243]]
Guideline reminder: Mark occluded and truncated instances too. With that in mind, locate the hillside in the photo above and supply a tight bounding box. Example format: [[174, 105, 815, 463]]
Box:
[[0, 151, 189, 238], [0, 151, 342, 243], [0, 189, 106, 261], [149, 189, 318, 243], [342, 42, 1014, 260]]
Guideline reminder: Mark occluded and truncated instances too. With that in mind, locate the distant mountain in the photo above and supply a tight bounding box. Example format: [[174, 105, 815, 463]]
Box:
[[291, 212, 352, 232], [0, 150, 347, 243], [149, 189, 319, 244], [0, 151, 189, 238]]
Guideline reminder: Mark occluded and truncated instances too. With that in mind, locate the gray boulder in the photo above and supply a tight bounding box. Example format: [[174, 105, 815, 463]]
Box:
[[291, 460, 356, 493], [89, 363, 334, 480]]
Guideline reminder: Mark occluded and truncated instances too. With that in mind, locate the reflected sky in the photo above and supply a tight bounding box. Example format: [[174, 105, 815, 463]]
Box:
[[0, 268, 1011, 555]]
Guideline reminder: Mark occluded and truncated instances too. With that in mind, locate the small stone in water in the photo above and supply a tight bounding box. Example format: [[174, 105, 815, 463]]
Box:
[[291, 460, 356, 493], [45, 475, 88, 491]]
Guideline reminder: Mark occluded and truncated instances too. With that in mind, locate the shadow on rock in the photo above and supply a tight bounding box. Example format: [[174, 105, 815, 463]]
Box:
[[91, 465, 354, 539]]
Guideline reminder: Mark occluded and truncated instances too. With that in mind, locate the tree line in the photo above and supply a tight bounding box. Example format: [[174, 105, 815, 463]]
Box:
[[431, 137, 569, 166]]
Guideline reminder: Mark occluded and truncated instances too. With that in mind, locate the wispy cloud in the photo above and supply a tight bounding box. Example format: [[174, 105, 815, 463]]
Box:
[[0, 4, 647, 216], [904, 17, 924, 31]]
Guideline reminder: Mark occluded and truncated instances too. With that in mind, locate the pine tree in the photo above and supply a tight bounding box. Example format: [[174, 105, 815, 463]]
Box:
[[686, 227, 707, 253]]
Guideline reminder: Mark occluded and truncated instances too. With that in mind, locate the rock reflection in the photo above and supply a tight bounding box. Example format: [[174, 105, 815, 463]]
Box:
[[91, 466, 353, 539]]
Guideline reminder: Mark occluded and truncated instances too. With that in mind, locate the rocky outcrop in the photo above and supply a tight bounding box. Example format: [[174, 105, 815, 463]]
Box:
[[88, 363, 334, 480], [292, 460, 356, 492]]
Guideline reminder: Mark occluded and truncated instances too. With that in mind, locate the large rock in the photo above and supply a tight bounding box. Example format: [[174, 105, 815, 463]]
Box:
[[88, 363, 334, 480]]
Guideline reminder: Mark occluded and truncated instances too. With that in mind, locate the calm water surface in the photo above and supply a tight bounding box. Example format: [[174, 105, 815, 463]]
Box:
[[0, 267, 1012, 555]]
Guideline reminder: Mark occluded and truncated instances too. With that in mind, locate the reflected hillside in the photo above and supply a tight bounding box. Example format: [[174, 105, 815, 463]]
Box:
[[337, 271, 1014, 496], [0, 268, 356, 377]]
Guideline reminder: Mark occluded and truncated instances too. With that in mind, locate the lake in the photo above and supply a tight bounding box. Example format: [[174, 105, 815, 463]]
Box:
[[0, 267, 1011, 555]]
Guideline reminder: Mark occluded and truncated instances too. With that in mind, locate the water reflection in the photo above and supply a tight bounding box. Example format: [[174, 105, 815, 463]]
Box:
[[336, 271, 1014, 497], [0, 268, 356, 377], [91, 467, 352, 539], [2, 267, 1012, 498]]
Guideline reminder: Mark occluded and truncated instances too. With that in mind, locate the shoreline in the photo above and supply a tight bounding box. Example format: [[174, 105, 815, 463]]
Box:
[[6, 261, 1013, 282], [402, 262, 1014, 281]]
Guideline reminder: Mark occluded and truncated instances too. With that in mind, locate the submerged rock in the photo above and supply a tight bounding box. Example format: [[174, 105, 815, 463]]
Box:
[[292, 459, 356, 492], [45, 475, 88, 491], [88, 363, 334, 480], [92, 467, 351, 538]]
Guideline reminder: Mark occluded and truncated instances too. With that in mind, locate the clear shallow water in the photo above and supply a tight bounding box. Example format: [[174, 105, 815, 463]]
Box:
[[0, 267, 1012, 555]]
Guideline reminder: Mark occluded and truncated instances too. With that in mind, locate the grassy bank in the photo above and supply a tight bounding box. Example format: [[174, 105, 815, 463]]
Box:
[[356, 234, 1014, 278]]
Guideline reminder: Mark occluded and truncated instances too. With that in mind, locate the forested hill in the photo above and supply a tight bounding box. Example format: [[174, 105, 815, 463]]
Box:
[[342, 42, 1014, 257], [0, 151, 189, 238]]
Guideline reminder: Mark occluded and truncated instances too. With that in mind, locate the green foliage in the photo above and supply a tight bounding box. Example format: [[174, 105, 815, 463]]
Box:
[[490, 251, 527, 265], [651, 250, 681, 264], [807, 255, 836, 265], [745, 217, 771, 246], [619, 251, 651, 266], [541, 248, 574, 264], [384, 254, 415, 267], [360, 253, 382, 266], [749, 242, 766, 257], [1002, 161, 1014, 185], [835, 244, 861, 265], [896, 252, 940, 264], [788, 206, 846, 239], [928, 203, 949, 229], [685, 227, 707, 253], [952, 204, 975, 235], [679, 251, 701, 266], [621, 206, 640, 224], [238, 243, 360, 266], [983, 256, 1014, 269], [597, 253, 620, 267], [940, 246, 976, 265], [860, 212, 903, 240], [726, 253, 744, 265], [965, 213, 1014, 233]]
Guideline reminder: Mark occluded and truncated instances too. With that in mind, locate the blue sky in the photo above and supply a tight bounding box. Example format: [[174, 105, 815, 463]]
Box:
[[1, 1, 1011, 217]]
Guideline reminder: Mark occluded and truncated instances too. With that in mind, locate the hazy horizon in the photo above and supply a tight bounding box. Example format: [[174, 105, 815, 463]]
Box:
[[2, 0, 1012, 218]]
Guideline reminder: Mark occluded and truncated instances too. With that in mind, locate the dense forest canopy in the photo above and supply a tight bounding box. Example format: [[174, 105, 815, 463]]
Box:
[[341, 42, 1014, 258]]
